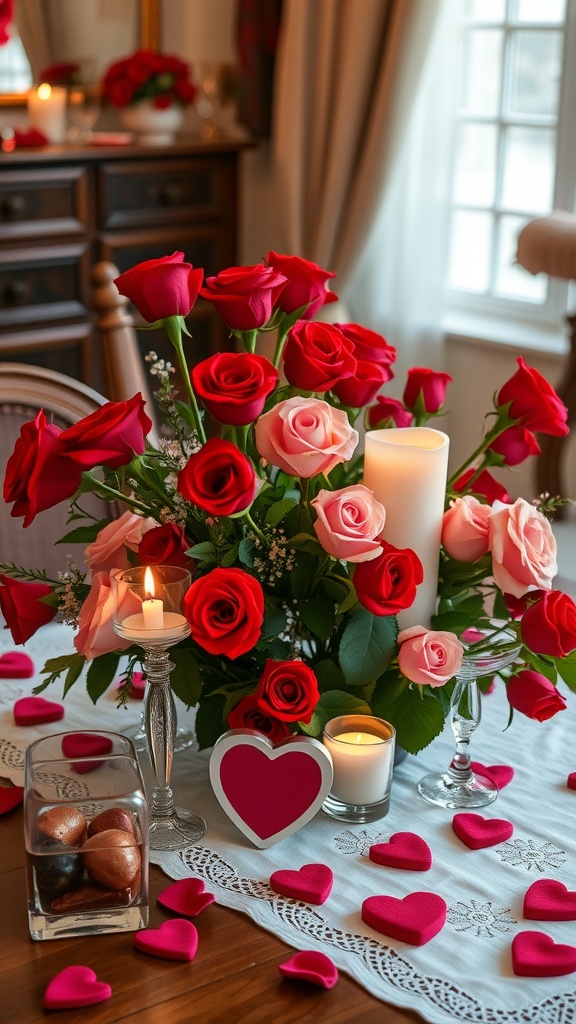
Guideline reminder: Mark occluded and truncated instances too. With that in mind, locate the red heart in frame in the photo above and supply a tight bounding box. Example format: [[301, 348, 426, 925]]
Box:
[[0, 651, 34, 678], [61, 733, 114, 773], [369, 832, 432, 871], [157, 879, 216, 917], [209, 730, 333, 848], [362, 891, 447, 946], [43, 966, 112, 1009], [452, 812, 513, 850], [278, 951, 339, 988], [270, 863, 334, 905], [13, 696, 64, 726], [134, 919, 198, 961], [512, 931, 576, 977], [0, 786, 24, 815], [524, 879, 576, 921]]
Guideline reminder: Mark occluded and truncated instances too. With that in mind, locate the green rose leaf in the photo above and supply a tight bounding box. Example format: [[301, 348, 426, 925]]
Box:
[[86, 652, 120, 704], [262, 604, 289, 640], [299, 689, 372, 736], [339, 608, 397, 686], [195, 695, 226, 750], [265, 497, 299, 527], [299, 598, 335, 642], [371, 673, 445, 754], [169, 647, 202, 707]]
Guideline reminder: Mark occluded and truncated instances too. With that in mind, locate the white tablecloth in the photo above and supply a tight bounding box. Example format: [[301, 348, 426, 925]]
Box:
[[2, 622, 576, 1024]]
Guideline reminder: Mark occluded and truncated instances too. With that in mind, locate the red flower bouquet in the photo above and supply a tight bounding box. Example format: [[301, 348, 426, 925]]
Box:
[[1, 250, 575, 755], [100, 49, 195, 109]]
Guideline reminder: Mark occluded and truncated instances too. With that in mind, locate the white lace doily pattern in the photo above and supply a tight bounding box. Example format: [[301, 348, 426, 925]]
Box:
[[2, 623, 576, 1023]]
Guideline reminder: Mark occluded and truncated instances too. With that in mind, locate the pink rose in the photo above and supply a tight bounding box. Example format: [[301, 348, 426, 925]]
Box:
[[255, 396, 358, 478], [507, 669, 567, 721], [311, 485, 385, 563], [282, 321, 356, 393], [333, 323, 396, 369], [441, 496, 491, 562], [264, 251, 338, 319], [114, 252, 203, 323], [398, 625, 464, 687], [488, 425, 540, 467], [496, 357, 568, 437], [489, 498, 557, 599], [331, 359, 390, 408], [367, 395, 414, 429], [403, 367, 452, 415], [453, 468, 511, 504], [85, 511, 156, 575], [199, 264, 287, 331], [74, 571, 139, 661]]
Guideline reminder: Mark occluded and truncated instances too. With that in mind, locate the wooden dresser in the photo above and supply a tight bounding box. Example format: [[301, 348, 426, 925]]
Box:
[[0, 137, 249, 392]]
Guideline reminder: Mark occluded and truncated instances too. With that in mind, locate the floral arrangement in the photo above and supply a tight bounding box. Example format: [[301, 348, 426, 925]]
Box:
[[38, 63, 81, 87], [100, 49, 195, 109], [1, 251, 576, 756]]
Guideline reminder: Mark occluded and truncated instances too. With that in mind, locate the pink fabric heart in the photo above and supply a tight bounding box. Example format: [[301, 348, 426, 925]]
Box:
[[0, 786, 24, 815], [133, 919, 198, 961], [269, 863, 334, 905], [278, 950, 339, 988], [13, 695, 64, 726], [524, 879, 576, 921], [362, 891, 447, 946], [512, 931, 576, 977], [61, 733, 114, 773], [117, 671, 146, 700], [452, 812, 514, 850], [470, 761, 514, 789], [0, 651, 34, 678], [157, 878, 216, 917], [43, 965, 112, 1009], [567, 772, 576, 791], [369, 832, 432, 871]]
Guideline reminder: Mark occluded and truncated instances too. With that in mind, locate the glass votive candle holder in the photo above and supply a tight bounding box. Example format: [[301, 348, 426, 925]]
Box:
[[24, 731, 149, 941], [112, 564, 191, 646], [322, 715, 395, 823]]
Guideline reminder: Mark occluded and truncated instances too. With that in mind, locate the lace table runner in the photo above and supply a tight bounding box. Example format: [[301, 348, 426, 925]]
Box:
[[2, 623, 576, 1024]]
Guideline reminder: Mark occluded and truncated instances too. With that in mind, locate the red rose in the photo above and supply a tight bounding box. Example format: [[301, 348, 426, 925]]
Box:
[[488, 425, 540, 466], [183, 567, 264, 659], [191, 352, 278, 426], [453, 468, 511, 504], [283, 321, 356, 393], [353, 540, 423, 615], [199, 264, 287, 331], [497, 357, 568, 437], [3, 411, 83, 527], [367, 395, 414, 429], [264, 251, 338, 319], [58, 394, 152, 470], [403, 367, 452, 414], [137, 523, 193, 569], [177, 438, 257, 516], [227, 694, 291, 742], [256, 659, 320, 724], [114, 252, 204, 322], [0, 575, 56, 644], [520, 591, 576, 657], [332, 359, 390, 407], [507, 669, 567, 721], [334, 323, 397, 369]]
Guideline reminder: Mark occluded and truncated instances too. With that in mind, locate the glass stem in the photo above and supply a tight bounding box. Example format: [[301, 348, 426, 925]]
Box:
[[143, 647, 176, 819], [448, 678, 480, 781]]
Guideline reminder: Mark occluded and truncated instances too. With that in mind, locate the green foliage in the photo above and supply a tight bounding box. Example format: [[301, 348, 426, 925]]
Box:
[[371, 672, 446, 754], [86, 652, 120, 703], [339, 609, 397, 686]]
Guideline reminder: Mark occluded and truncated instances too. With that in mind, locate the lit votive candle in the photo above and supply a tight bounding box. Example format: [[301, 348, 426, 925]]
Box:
[[27, 84, 67, 144], [322, 715, 395, 822]]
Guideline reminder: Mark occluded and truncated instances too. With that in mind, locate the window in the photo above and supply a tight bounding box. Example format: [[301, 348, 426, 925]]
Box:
[[445, 0, 576, 333], [0, 32, 32, 92]]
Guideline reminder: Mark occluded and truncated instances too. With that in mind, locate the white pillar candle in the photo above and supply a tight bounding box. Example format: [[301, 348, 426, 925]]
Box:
[[363, 427, 449, 628], [323, 717, 394, 805], [142, 597, 164, 630], [27, 84, 67, 144]]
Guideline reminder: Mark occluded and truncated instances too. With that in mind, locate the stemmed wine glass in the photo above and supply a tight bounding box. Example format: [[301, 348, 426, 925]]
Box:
[[113, 565, 206, 851], [417, 632, 521, 808], [67, 86, 100, 142]]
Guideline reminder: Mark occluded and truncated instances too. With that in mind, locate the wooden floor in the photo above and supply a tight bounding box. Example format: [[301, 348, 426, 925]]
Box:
[[0, 802, 423, 1024]]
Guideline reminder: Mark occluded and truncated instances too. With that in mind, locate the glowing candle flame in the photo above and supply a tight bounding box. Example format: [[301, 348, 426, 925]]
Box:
[[144, 566, 155, 600], [37, 83, 52, 100]]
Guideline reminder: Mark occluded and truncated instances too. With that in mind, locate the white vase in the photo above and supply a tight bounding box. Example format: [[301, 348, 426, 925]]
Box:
[[119, 100, 184, 145]]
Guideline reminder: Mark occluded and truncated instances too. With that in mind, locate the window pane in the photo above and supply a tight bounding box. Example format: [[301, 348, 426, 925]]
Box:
[[501, 126, 555, 213], [464, 0, 505, 22], [453, 123, 498, 206], [459, 30, 503, 115], [448, 210, 492, 292], [507, 30, 563, 117], [513, 0, 566, 24], [0, 35, 32, 91], [494, 215, 547, 300]]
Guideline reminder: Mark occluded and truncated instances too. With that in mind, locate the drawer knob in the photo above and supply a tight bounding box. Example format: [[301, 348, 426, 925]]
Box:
[[159, 183, 185, 206], [3, 278, 30, 304], [1, 194, 26, 220]]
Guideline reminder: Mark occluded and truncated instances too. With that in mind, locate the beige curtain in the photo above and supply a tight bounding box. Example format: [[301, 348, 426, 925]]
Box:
[[14, 0, 58, 80], [272, 0, 442, 287]]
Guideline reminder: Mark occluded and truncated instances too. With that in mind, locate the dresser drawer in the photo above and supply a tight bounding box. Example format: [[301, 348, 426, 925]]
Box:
[[0, 166, 89, 241], [98, 157, 234, 231], [98, 224, 231, 277], [0, 244, 90, 328]]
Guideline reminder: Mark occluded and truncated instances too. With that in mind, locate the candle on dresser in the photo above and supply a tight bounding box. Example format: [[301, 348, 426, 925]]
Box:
[[363, 427, 449, 628], [27, 84, 67, 143]]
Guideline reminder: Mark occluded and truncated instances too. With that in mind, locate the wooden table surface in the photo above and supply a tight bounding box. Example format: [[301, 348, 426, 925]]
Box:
[[0, 801, 423, 1024]]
